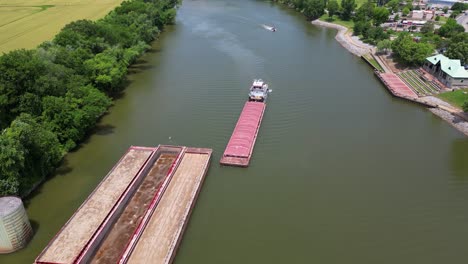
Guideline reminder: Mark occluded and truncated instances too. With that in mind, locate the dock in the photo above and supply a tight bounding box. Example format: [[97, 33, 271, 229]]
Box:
[[35, 146, 212, 264], [220, 101, 266, 167]]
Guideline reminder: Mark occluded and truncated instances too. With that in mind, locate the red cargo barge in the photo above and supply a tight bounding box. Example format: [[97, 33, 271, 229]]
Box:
[[220, 79, 269, 167]]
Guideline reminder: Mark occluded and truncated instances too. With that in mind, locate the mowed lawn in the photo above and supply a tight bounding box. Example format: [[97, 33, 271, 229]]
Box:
[[437, 88, 468, 109], [0, 0, 124, 54]]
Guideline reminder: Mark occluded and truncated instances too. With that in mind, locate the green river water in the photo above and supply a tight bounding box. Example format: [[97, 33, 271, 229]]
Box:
[[2, 0, 468, 263]]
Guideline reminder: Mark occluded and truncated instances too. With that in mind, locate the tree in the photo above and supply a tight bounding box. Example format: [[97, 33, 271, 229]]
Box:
[[303, 0, 325, 20], [377, 39, 392, 53], [5, 114, 63, 193], [445, 33, 468, 65], [386, 0, 400, 13], [394, 14, 400, 22], [327, 0, 339, 18], [450, 11, 461, 19], [442, 6, 449, 14], [40, 83, 110, 151], [341, 0, 356, 20], [363, 26, 389, 44], [463, 101, 468, 112], [402, 7, 410, 16], [451, 2, 467, 12], [0, 49, 48, 127], [353, 20, 372, 36], [355, 1, 375, 21], [0, 134, 24, 195], [420, 21, 435, 34], [438, 18, 465, 37], [445, 42, 468, 65], [0, 0, 180, 196], [392, 33, 434, 65], [435, 15, 440, 21], [373, 7, 390, 26], [84, 48, 128, 94]]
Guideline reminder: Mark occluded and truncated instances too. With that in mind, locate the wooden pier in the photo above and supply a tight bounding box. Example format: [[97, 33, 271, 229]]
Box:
[[35, 146, 212, 264]]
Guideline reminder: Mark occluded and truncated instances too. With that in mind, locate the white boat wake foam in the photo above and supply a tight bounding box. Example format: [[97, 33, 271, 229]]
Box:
[[261, 24, 276, 31]]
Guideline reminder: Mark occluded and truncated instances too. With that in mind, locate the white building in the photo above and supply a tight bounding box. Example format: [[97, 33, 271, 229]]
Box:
[[423, 54, 468, 88]]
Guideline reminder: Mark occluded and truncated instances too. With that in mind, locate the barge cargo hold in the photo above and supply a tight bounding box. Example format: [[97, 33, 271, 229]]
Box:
[[124, 148, 212, 264], [35, 146, 212, 264], [220, 101, 266, 167]]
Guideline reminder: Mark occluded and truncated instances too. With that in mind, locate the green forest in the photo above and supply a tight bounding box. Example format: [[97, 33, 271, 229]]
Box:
[[0, 0, 179, 196]]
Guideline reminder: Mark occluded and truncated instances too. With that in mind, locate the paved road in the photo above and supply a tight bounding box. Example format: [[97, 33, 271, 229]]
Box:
[[456, 11, 468, 32]]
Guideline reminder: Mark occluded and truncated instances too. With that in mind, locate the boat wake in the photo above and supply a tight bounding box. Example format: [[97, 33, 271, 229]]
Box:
[[261, 24, 276, 32]]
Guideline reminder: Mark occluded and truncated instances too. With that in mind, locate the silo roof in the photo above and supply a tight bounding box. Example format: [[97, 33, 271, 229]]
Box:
[[0, 196, 22, 216]]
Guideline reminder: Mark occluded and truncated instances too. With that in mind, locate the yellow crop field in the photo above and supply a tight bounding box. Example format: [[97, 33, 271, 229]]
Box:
[[0, 0, 124, 54]]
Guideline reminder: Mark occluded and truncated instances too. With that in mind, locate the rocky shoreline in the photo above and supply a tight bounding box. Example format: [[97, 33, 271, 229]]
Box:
[[311, 19, 373, 56], [425, 96, 468, 136]]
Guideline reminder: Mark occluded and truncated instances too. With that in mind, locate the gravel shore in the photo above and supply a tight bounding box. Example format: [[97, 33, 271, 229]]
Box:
[[311, 20, 373, 57], [429, 108, 468, 136]]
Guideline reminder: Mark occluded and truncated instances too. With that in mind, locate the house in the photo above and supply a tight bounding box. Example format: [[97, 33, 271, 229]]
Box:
[[423, 54, 468, 88], [411, 10, 424, 20], [410, 10, 435, 20]]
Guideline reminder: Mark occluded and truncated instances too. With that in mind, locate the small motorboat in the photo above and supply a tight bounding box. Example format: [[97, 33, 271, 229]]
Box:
[[271, 27, 276, 32]]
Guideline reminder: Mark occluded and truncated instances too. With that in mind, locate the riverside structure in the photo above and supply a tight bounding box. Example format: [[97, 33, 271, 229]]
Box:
[[34, 146, 212, 264], [0, 197, 33, 253]]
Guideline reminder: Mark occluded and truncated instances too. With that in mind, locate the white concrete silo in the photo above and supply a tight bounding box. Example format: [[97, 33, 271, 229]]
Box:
[[0, 196, 33, 253]]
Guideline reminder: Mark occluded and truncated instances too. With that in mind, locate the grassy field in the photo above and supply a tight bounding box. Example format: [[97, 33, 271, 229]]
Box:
[[436, 88, 468, 109], [0, 0, 124, 54], [318, 0, 369, 29], [319, 14, 355, 29], [363, 54, 384, 72]]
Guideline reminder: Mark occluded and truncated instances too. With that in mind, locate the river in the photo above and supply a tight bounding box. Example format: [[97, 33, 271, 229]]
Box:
[[2, 0, 468, 263]]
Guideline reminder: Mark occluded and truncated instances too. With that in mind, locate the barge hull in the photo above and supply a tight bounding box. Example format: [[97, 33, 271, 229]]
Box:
[[220, 101, 266, 167]]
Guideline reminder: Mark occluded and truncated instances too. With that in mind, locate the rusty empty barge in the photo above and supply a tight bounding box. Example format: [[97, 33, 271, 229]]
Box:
[[220, 79, 269, 167], [35, 145, 212, 264]]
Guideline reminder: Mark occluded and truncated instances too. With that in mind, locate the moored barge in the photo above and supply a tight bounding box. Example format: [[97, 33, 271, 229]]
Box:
[[35, 145, 212, 264]]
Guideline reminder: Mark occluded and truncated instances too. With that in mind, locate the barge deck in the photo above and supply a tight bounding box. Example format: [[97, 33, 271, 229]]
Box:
[[220, 101, 266, 167], [35, 146, 212, 264], [124, 148, 212, 264], [35, 147, 154, 264], [89, 146, 183, 264]]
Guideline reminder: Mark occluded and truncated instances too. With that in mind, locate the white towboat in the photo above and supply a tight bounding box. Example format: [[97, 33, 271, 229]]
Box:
[[248, 79, 270, 102]]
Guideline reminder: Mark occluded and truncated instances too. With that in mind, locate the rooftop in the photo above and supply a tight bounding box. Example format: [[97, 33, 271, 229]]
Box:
[[0, 196, 22, 217], [426, 54, 468, 79]]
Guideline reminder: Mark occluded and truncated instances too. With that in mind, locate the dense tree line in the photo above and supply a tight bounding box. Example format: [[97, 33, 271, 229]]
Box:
[[0, 0, 179, 196], [272, 0, 325, 20]]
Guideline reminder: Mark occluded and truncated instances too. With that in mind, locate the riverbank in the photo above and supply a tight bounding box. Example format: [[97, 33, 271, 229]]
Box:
[[312, 19, 468, 137], [0, 0, 180, 197], [311, 20, 373, 56]]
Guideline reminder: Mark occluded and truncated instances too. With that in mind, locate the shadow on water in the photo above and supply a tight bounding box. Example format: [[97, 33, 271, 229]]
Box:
[[127, 48, 161, 74], [127, 63, 156, 74], [451, 139, 468, 181], [30, 220, 40, 234], [145, 47, 162, 54], [23, 159, 74, 206], [93, 123, 116, 136]]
